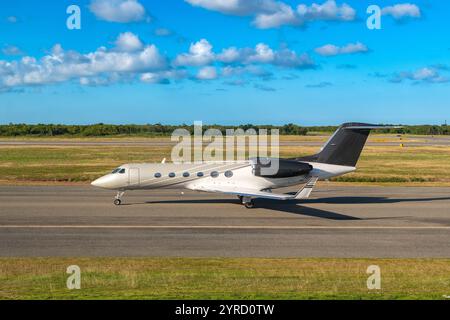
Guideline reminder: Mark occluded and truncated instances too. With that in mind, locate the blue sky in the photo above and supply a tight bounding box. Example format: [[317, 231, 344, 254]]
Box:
[[0, 0, 449, 125]]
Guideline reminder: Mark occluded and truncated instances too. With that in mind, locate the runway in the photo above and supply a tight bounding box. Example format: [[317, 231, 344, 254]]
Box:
[[0, 185, 449, 258]]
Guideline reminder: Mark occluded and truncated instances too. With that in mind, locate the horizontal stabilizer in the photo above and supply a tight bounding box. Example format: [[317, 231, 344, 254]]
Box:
[[189, 176, 319, 201], [294, 177, 318, 199]]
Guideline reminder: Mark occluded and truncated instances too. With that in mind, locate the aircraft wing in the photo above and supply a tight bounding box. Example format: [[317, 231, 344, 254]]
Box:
[[189, 177, 319, 200]]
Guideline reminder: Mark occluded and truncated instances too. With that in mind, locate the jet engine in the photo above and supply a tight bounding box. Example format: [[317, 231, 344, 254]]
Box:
[[251, 158, 313, 178]]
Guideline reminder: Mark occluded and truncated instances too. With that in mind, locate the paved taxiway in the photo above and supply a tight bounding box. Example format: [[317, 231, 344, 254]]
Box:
[[1, 135, 450, 147], [0, 185, 449, 258]]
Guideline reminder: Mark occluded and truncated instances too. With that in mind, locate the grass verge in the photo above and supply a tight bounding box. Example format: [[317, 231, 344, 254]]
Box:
[[1, 258, 449, 300], [1, 144, 450, 185]]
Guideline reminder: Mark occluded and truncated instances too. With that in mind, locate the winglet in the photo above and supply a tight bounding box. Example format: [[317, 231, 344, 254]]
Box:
[[295, 177, 319, 199]]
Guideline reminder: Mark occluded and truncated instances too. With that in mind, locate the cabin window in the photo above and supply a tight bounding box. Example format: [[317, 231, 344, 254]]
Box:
[[168, 172, 176, 178], [197, 172, 204, 177], [225, 170, 233, 178], [211, 171, 219, 178], [154, 173, 162, 178], [119, 168, 126, 174], [183, 172, 190, 178]]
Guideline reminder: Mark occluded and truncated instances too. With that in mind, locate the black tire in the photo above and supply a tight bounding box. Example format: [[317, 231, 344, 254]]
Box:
[[244, 201, 254, 209], [114, 199, 122, 206]]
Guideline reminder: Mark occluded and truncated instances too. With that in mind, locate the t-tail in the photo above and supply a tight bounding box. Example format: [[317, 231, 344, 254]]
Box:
[[295, 123, 400, 167]]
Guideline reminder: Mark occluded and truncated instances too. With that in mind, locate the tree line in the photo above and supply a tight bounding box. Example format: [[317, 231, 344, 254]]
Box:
[[0, 123, 448, 137]]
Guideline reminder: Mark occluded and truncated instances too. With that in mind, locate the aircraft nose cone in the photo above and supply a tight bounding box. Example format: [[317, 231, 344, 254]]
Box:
[[91, 178, 103, 187], [91, 175, 112, 188]]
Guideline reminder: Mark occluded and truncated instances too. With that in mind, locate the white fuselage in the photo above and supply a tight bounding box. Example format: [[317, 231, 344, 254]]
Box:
[[91, 160, 355, 192]]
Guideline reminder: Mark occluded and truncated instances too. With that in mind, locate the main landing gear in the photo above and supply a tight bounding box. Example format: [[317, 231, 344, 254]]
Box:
[[114, 191, 125, 206], [238, 196, 255, 209]]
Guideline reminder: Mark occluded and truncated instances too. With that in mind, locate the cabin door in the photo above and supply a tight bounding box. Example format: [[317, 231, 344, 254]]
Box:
[[128, 168, 140, 186]]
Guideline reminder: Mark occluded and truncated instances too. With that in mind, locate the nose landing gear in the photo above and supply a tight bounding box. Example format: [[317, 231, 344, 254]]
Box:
[[114, 191, 125, 206]]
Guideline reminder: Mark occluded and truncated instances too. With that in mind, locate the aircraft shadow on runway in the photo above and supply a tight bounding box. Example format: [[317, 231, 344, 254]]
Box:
[[138, 198, 399, 221], [129, 194, 450, 221], [301, 196, 450, 204]]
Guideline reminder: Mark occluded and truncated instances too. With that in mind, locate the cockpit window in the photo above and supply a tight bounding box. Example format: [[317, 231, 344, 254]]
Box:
[[119, 169, 126, 174], [112, 168, 126, 174], [111, 168, 121, 174]]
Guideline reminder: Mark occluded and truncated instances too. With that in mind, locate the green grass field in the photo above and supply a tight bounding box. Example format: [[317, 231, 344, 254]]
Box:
[[0, 135, 450, 185], [1, 258, 449, 300]]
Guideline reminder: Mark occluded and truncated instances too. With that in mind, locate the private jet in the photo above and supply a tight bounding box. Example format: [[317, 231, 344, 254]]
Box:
[[91, 123, 393, 208]]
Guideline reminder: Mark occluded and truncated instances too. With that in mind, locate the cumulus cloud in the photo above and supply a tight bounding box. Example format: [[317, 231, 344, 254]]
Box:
[[390, 67, 449, 84], [184, 0, 277, 16], [382, 3, 421, 20], [253, 3, 298, 29], [197, 66, 218, 80], [216, 43, 315, 69], [296, 0, 356, 23], [175, 40, 314, 69], [115, 32, 143, 52], [0, 34, 167, 90], [185, 0, 356, 28], [89, 0, 147, 23], [0, 35, 318, 91], [315, 42, 368, 57], [174, 39, 215, 66]]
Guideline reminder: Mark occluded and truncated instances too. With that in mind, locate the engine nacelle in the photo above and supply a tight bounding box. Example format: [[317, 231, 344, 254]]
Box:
[[251, 158, 313, 178]]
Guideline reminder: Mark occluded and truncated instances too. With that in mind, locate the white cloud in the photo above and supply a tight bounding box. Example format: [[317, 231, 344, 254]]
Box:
[[246, 43, 275, 63], [273, 48, 315, 68], [216, 43, 315, 69], [390, 67, 449, 84], [297, 0, 356, 23], [197, 66, 218, 80], [253, 3, 297, 29], [315, 42, 368, 56], [0, 36, 167, 90], [217, 47, 241, 63], [89, 0, 146, 23], [174, 39, 215, 66], [0, 36, 318, 91], [115, 32, 143, 52], [184, 0, 277, 16], [185, 0, 356, 28], [382, 3, 421, 20]]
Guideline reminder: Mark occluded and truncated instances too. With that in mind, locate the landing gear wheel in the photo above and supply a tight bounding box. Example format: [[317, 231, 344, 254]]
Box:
[[244, 201, 254, 209], [114, 191, 125, 206]]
